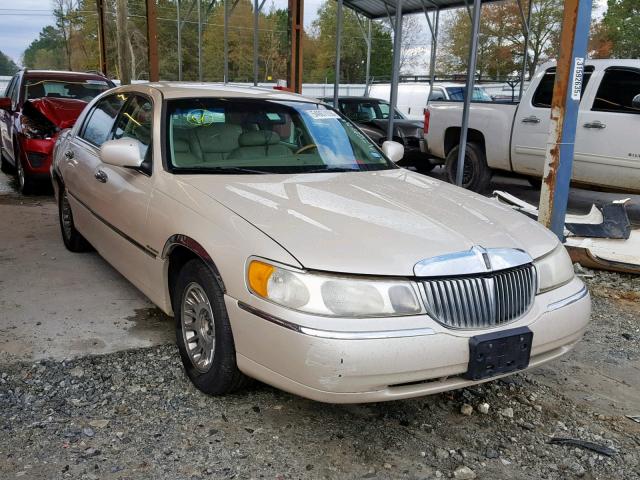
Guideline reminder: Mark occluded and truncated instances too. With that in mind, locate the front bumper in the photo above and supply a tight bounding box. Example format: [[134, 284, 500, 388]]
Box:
[[18, 135, 55, 176], [227, 278, 591, 403]]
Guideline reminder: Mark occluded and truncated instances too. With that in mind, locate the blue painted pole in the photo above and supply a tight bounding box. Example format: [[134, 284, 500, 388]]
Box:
[[538, 0, 593, 239]]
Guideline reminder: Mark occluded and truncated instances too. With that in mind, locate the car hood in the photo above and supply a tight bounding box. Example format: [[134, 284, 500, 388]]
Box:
[[371, 118, 423, 137], [182, 169, 558, 276], [24, 98, 87, 129]]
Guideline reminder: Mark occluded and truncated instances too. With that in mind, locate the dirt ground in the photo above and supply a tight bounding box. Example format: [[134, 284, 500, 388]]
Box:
[[0, 171, 639, 479]]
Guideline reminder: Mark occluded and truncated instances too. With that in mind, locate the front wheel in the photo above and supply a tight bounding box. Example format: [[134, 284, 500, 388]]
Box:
[[16, 157, 37, 195], [445, 142, 492, 193], [59, 187, 92, 252], [174, 259, 248, 395]]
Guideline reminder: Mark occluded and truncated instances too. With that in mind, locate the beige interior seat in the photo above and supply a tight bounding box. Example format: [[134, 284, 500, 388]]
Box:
[[173, 138, 201, 166], [228, 131, 293, 160], [193, 123, 243, 162]]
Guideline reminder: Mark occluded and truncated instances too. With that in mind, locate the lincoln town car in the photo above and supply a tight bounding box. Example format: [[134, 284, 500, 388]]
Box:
[[51, 83, 590, 403]]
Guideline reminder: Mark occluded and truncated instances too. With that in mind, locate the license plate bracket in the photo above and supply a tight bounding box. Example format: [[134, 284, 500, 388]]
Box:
[[464, 327, 533, 381]]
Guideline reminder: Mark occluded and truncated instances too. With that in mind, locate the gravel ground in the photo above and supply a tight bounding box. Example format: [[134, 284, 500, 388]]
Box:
[[1, 270, 639, 480]]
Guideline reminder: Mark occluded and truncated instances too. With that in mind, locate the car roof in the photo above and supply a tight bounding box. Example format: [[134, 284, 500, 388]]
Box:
[[320, 96, 386, 101], [137, 82, 322, 102], [24, 70, 110, 81]]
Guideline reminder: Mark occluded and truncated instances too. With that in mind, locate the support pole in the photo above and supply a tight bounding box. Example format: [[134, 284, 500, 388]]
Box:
[[455, 0, 481, 186], [177, 0, 182, 80], [224, 0, 229, 83], [146, 0, 159, 82], [287, 0, 303, 93], [115, 0, 131, 85], [538, 0, 592, 238], [96, 0, 108, 76], [366, 19, 372, 88], [333, 0, 343, 106], [253, 0, 259, 85], [387, 0, 403, 142], [197, 0, 202, 81], [518, 0, 533, 100], [427, 7, 439, 106]]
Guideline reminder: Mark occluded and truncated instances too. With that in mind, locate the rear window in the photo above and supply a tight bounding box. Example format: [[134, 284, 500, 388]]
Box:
[[24, 78, 112, 102], [592, 68, 640, 114]]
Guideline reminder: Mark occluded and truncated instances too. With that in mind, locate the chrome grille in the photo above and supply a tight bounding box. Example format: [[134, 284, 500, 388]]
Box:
[[421, 264, 537, 329]]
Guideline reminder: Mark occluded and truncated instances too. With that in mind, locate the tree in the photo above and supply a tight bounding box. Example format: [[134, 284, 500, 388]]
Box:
[[22, 26, 67, 69], [0, 51, 18, 76], [602, 0, 640, 58], [439, 0, 563, 80]]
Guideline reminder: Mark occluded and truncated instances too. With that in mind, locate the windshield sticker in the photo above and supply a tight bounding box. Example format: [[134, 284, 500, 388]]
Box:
[[266, 112, 282, 121], [85, 80, 109, 86], [186, 109, 225, 126], [306, 109, 341, 120]]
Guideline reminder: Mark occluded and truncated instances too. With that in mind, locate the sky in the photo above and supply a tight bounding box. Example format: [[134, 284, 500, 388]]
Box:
[[0, 0, 608, 67]]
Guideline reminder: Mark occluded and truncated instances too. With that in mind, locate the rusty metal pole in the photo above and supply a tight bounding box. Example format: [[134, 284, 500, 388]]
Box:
[[146, 0, 159, 82], [287, 0, 303, 93], [538, 0, 592, 238], [96, 0, 108, 76]]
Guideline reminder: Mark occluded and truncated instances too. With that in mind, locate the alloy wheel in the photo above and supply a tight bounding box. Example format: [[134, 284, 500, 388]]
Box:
[[17, 159, 25, 191], [181, 282, 216, 373]]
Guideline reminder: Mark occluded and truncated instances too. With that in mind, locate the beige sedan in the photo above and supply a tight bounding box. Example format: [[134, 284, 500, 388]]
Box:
[[51, 83, 590, 403]]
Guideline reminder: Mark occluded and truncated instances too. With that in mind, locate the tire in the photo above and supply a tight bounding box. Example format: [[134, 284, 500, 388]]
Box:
[[16, 155, 38, 195], [174, 259, 249, 395], [445, 142, 492, 193], [58, 186, 92, 252], [0, 147, 14, 174]]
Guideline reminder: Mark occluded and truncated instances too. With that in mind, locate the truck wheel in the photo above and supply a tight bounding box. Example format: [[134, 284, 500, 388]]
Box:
[[445, 143, 492, 193], [59, 187, 92, 252], [174, 259, 249, 396]]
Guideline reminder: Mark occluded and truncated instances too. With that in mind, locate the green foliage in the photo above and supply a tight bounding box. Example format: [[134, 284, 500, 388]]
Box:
[[22, 26, 67, 69], [602, 0, 640, 58], [0, 51, 19, 76]]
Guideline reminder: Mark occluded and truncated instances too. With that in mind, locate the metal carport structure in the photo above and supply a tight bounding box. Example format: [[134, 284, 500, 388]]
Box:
[[334, 0, 593, 240]]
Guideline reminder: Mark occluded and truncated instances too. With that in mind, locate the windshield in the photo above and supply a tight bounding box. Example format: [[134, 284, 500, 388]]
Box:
[[446, 86, 493, 102], [166, 99, 396, 174], [24, 78, 112, 102], [338, 100, 404, 121]]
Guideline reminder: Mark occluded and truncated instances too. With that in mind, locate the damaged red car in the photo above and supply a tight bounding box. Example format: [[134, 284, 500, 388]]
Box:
[[0, 69, 114, 194]]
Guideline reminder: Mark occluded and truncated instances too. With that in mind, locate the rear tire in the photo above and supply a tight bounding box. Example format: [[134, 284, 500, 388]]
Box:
[[174, 259, 249, 395], [59, 187, 92, 252], [445, 142, 492, 193]]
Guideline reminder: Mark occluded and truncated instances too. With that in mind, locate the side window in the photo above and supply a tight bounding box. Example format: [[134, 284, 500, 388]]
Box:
[[4, 75, 16, 98], [10, 75, 20, 107], [532, 67, 594, 108], [112, 95, 153, 172], [429, 89, 445, 101], [80, 94, 127, 146], [592, 68, 640, 114]]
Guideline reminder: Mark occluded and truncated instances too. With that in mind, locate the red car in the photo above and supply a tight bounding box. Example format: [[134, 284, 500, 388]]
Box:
[[0, 69, 114, 194]]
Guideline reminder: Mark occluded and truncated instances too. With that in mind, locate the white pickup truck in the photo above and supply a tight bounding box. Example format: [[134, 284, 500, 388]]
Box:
[[425, 60, 640, 193]]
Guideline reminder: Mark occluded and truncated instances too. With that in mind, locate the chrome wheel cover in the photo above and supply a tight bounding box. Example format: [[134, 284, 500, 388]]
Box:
[[61, 191, 73, 240], [181, 282, 216, 373]]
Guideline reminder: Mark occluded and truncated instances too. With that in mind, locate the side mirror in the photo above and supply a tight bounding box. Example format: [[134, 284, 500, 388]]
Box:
[[382, 140, 404, 163], [632, 94, 640, 110], [0, 97, 12, 111], [100, 138, 144, 168]]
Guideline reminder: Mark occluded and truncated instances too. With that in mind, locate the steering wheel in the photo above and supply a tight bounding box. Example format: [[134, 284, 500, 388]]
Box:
[[295, 144, 318, 154]]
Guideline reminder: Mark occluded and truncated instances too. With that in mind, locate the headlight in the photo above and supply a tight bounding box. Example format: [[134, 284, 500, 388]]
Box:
[[247, 259, 424, 317], [534, 244, 575, 293]]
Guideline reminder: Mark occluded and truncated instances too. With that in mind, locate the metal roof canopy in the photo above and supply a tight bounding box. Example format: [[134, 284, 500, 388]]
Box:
[[342, 0, 502, 19]]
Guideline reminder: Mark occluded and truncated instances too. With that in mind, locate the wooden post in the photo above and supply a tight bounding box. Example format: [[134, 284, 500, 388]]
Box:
[[96, 0, 108, 76], [146, 0, 159, 82], [288, 0, 303, 93]]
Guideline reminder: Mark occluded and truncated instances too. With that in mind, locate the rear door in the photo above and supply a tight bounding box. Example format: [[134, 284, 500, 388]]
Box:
[[574, 67, 640, 191], [0, 74, 17, 160], [511, 66, 593, 176]]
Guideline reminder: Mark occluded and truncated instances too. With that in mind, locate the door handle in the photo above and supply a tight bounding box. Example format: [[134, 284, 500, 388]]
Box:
[[521, 116, 540, 124], [94, 170, 108, 183], [64, 150, 74, 159], [583, 121, 606, 129]]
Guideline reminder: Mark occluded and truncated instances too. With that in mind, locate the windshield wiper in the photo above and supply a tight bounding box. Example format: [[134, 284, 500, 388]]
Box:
[[305, 167, 360, 173], [201, 167, 268, 175]]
